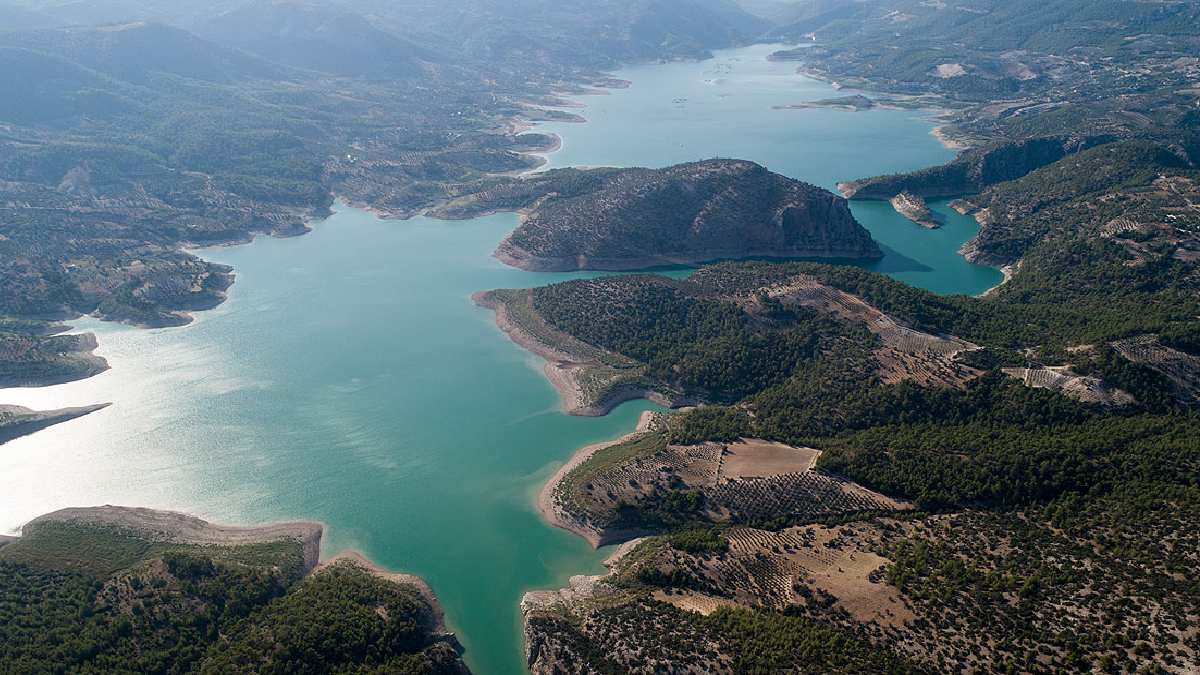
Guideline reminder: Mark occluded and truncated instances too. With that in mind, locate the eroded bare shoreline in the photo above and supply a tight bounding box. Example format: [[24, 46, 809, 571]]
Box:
[[534, 411, 659, 548]]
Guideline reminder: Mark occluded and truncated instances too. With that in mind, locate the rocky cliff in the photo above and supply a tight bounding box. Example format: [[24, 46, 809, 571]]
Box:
[[839, 135, 1113, 200]]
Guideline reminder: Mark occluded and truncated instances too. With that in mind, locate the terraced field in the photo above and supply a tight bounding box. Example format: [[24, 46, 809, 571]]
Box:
[[556, 434, 909, 538], [1112, 335, 1200, 403], [1001, 365, 1135, 405]]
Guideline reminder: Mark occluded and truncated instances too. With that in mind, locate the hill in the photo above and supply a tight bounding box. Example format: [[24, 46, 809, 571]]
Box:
[[0, 47, 140, 125], [839, 136, 1113, 200], [0, 506, 468, 674], [448, 160, 880, 271]]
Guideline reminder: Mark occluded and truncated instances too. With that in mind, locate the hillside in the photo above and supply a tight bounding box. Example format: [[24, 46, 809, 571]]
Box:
[[197, 3, 434, 78], [11, 0, 768, 72], [525, 491, 1199, 674], [839, 135, 1112, 200], [450, 160, 881, 271], [767, 0, 1200, 150], [0, 506, 468, 674], [0, 22, 286, 86], [956, 140, 1200, 266], [506, 256, 1200, 672]]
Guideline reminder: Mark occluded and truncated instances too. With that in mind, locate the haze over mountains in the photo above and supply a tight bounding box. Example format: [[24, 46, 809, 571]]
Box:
[[1, 0, 769, 73]]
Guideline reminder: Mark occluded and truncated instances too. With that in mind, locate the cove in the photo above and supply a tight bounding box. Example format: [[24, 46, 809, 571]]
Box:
[[0, 44, 998, 674]]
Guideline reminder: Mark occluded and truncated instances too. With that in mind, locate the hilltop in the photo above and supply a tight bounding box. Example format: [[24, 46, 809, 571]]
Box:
[[444, 160, 880, 271]]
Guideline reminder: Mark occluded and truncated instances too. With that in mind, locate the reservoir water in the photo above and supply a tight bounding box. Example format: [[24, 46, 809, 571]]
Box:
[[0, 44, 999, 674]]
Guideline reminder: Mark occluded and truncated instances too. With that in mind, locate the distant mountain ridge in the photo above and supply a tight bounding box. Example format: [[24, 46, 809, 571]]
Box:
[[7, 0, 769, 71], [196, 3, 435, 78], [1, 22, 286, 86]]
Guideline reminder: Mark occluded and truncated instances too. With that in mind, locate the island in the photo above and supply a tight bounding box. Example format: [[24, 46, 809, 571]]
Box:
[[0, 505, 469, 673], [774, 94, 876, 111], [441, 159, 882, 271], [889, 191, 939, 229]]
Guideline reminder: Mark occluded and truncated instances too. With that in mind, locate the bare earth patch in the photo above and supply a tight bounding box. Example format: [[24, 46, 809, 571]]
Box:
[[754, 275, 980, 388], [718, 439, 820, 479]]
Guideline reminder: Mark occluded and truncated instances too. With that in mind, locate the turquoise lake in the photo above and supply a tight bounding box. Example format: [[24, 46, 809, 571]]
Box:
[[0, 43, 1000, 674]]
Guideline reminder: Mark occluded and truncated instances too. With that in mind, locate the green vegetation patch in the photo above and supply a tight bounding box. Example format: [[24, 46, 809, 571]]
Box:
[[557, 431, 668, 518], [201, 561, 462, 674], [0, 521, 304, 579]]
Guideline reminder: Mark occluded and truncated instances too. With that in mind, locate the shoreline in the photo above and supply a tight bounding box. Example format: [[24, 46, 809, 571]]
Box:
[[472, 290, 586, 414], [21, 504, 326, 572], [493, 233, 884, 273], [978, 262, 1016, 298], [534, 411, 658, 548], [12, 505, 449, 628], [319, 550, 452, 635], [930, 124, 972, 151], [473, 290, 687, 416]]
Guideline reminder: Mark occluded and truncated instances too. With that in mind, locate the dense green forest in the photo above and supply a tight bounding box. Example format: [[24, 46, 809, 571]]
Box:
[[0, 518, 466, 674]]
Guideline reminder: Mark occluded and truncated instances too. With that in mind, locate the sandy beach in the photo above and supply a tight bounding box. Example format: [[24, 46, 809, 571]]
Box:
[[931, 124, 972, 151]]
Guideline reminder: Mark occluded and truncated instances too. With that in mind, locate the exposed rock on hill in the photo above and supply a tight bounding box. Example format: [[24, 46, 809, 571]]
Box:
[[890, 191, 939, 228], [839, 135, 1112, 200]]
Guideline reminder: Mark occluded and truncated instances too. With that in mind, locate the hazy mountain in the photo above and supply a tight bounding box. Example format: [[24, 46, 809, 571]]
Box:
[[0, 22, 285, 87], [736, 0, 851, 24], [0, 1, 60, 30], [0, 47, 139, 124], [356, 0, 770, 68], [197, 2, 435, 78], [3, 0, 245, 28]]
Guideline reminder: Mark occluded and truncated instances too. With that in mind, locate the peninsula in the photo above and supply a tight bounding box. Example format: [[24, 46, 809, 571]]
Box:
[[0, 505, 468, 674], [0, 403, 111, 444]]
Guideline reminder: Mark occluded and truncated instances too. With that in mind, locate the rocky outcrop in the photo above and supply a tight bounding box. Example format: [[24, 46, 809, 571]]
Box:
[[494, 159, 881, 271], [890, 191, 939, 228], [839, 135, 1113, 200]]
